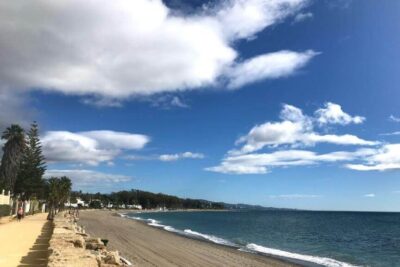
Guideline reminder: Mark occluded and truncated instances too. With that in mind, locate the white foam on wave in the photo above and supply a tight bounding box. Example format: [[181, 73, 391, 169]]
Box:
[[163, 225, 179, 232], [128, 216, 143, 221], [147, 218, 166, 227], [183, 229, 236, 246], [245, 243, 358, 267], [121, 213, 356, 267]]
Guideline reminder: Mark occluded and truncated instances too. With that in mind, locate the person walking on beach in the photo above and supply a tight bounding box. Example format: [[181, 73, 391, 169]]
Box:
[[17, 207, 23, 221]]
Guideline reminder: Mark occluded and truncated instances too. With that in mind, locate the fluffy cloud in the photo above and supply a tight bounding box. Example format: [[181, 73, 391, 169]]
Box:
[[124, 152, 205, 162], [80, 131, 149, 150], [315, 102, 365, 125], [293, 12, 313, 23], [231, 103, 374, 155], [207, 102, 383, 175], [364, 193, 375, 198], [227, 50, 317, 88], [345, 144, 400, 171], [206, 148, 375, 174], [215, 0, 307, 40], [45, 169, 131, 192], [0, 0, 312, 105], [159, 152, 204, 161], [389, 115, 400, 122], [42, 130, 149, 165]]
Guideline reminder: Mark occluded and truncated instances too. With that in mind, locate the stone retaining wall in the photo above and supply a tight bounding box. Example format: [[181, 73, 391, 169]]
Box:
[[48, 212, 128, 267]]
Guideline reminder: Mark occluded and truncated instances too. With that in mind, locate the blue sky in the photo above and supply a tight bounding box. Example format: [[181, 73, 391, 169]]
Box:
[[1, 0, 399, 211]]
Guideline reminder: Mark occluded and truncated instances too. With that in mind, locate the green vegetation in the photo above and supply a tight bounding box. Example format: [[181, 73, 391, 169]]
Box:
[[0, 204, 11, 217], [46, 176, 72, 220], [72, 189, 225, 210], [14, 122, 47, 200], [0, 122, 73, 220], [0, 124, 25, 191]]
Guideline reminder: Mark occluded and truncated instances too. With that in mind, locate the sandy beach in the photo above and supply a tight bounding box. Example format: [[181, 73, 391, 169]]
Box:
[[79, 210, 300, 267], [0, 213, 52, 267]]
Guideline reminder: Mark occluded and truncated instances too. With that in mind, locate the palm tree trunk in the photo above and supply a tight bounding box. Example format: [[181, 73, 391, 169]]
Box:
[[47, 202, 54, 220]]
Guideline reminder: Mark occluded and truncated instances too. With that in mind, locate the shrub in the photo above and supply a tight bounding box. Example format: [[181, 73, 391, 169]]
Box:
[[0, 204, 11, 217], [89, 200, 102, 209]]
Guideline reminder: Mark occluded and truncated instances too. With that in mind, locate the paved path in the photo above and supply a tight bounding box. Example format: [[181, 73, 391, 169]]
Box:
[[0, 213, 52, 267]]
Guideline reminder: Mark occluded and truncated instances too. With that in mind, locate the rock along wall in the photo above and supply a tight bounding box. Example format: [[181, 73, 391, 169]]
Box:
[[48, 211, 128, 267]]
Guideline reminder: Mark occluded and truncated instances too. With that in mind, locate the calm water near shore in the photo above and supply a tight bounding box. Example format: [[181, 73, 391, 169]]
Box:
[[125, 210, 400, 267]]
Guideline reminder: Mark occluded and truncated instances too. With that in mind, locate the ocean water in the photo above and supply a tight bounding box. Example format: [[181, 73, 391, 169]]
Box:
[[124, 210, 400, 267]]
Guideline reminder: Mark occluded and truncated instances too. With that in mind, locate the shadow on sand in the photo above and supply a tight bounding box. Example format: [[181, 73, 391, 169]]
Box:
[[18, 220, 53, 267]]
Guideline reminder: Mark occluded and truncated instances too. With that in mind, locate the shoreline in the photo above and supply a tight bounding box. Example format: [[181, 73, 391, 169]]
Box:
[[121, 210, 355, 267], [79, 210, 301, 267], [122, 213, 313, 267]]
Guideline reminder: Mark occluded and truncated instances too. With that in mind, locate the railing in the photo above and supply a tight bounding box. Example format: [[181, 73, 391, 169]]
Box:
[[0, 190, 11, 205]]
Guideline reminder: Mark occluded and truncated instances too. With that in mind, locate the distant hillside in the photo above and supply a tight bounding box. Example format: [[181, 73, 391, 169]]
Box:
[[222, 203, 297, 211], [71, 189, 293, 211], [71, 189, 225, 210]]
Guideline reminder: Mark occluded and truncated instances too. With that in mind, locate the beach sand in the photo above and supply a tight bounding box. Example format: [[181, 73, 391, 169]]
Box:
[[0, 213, 52, 267], [79, 210, 300, 267]]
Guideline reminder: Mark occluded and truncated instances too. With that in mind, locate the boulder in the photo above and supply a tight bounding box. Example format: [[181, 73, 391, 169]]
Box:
[[104, 251, 120, 265], [85, 238, 105, 250], [73, 235, 85, 248]]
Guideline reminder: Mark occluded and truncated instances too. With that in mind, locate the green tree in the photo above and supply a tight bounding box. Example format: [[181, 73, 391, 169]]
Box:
[[15, 122, 46, 199], [46, 176, 72, 220], [0, 125, 25, 192]]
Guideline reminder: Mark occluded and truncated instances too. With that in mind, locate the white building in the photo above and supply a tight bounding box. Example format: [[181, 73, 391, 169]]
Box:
[[65, 197, 88, 208], [126, 204, 142, 210]]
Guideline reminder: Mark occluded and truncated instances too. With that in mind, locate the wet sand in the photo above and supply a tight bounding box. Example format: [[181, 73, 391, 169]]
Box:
[[78, 210, 300, 267]]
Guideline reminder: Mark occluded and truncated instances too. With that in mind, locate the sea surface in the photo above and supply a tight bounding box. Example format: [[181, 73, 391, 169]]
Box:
[[123, 210, 400, 267]]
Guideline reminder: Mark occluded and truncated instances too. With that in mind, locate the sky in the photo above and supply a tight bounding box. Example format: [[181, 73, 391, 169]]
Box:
[[0, 0, 399, 211]]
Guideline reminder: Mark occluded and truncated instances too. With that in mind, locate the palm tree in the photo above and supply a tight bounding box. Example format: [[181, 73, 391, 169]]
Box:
[[46, 176, 72, 220], [46, 177, 59, 220], [0, 125, 25, 192], [59, 176, 72, 210]]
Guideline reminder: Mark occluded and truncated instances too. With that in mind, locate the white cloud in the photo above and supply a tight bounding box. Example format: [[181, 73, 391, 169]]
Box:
[[389, 115, 400, 122], [124, 151, 204, 161], [45, 169, 131, 192], [227, 50, 317, 88], [215, 0, 307, 40], [206, 163, 268, 174], [231, 103, 375, 155], [345, 144, 400, 171], [207, 103, 381, 175], [0, 0, 312, 104], [170, 96, 189, 108], [149, 95, 189, 109], [42, 130, 149, 165], [364, 193, 375, 198], [159, 152, 204, 161], [380, 131, 400, 136], [293, 12, 313, 23], [269, 194, 321, 199], [206, 148, 376, 174], [81, 97, 123, 108], [80, 131, 149, 150], [315, 102, 365, 125], [0, 91, 35, 131]]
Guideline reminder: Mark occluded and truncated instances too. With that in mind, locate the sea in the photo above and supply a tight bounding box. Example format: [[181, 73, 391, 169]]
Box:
[[122, 210, 400, 267]]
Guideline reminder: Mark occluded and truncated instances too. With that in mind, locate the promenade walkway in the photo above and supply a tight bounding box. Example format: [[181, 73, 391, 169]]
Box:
[[0, 213, 52, 267]]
